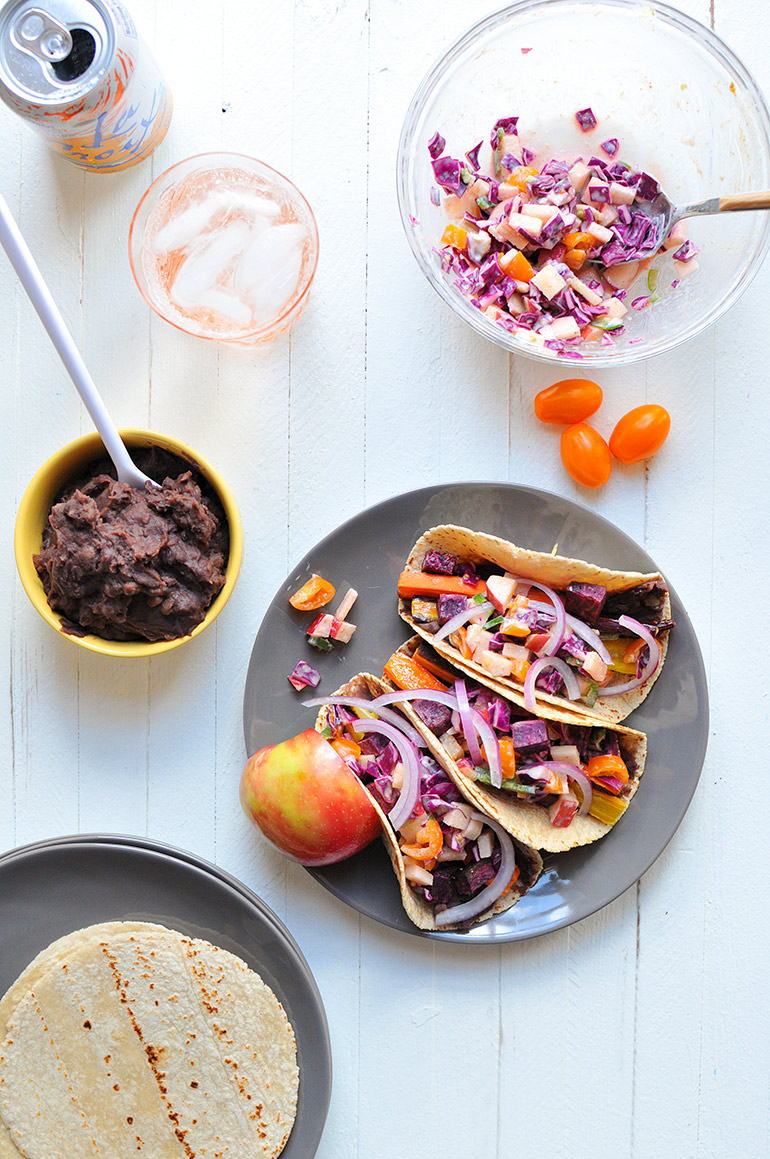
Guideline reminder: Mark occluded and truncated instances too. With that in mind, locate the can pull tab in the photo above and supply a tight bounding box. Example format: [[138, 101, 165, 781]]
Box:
[[13, 8, 72, 63]]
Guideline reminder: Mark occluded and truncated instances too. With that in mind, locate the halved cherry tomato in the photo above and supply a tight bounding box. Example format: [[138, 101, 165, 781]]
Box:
[[289, 573, 336, 610], [560, 423, 612, 488], [586, 754, 629, 785], [535, 379, 603, 424], [400, 816, 443, 862], [331, 735, 361, 761], [609, 404, 671, 464]]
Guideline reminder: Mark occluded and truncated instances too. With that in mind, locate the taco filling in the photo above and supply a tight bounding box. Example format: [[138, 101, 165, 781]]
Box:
[[307, 677, 541, 929], [399, 533, 673, 715], [380, 639, 646, 851]]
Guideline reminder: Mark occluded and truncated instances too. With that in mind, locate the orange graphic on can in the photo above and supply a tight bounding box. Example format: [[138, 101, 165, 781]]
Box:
[[0, 0, 172, 172]]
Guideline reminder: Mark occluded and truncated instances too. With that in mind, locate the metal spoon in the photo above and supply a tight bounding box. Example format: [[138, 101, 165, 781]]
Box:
[[0, 194, 158, 489], [640, 188, 770, 256]]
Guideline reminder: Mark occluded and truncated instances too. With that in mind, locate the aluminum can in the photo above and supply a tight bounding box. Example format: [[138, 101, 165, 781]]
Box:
[[0, 0, 171, 171]]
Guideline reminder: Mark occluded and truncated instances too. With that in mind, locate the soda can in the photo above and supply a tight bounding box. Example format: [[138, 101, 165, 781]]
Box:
[[0, 0, 172, 172]]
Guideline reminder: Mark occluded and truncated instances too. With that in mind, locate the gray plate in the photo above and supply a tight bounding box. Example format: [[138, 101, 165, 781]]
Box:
[[0, 834, 331, 1158], [243, 482, 709, 944]]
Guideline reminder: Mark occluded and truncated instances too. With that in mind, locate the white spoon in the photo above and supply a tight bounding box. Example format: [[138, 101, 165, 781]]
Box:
[[0, 194, 158, 489]]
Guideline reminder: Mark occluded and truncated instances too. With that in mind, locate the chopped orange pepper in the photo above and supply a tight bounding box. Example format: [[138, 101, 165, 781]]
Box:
[[563, 230, 595, 250], [586, 754, 629, 785], [580, 324, 603, 343], [289, 573, 336, 611], [450, 626, 474, 661], [505, 165, 539, 192], [563, 248, 587, 271], [509, 658, 531, 683], [441, 224, 468, 251], [383, 651, 448, 693], [501, 615, 531, 638], [331, 736, 361, 761], [500, 249, 535, 282], [400, 816, 443, 861], [499, 737, 517, 779], [398, 571, 487, 600]]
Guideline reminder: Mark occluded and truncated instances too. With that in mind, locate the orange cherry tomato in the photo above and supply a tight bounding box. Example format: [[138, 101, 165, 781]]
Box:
[[400, 816, 443, 862], [534, 379, 603, 424], [609, 404, 671, 464], [289, 573, 336, 611], [560, 423, 612, 488], [586, 755, 629, 785]]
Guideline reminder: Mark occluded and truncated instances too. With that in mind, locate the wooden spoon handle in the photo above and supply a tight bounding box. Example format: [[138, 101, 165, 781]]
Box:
[[719, 190, 770, 211]]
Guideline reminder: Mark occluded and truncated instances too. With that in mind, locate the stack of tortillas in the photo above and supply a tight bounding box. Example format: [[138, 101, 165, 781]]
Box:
[[0, 921, 299, 1158]]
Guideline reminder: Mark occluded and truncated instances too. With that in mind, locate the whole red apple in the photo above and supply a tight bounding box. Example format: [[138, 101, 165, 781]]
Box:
[[240, 728, 383, 866]]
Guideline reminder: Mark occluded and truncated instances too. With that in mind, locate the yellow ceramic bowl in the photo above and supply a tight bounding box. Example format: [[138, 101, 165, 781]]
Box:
[[14, 429, 243, 658]]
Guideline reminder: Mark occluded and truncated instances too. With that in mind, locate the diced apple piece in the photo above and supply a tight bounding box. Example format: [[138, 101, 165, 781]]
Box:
[[333, 587, 358, 621], [568, 275, 603, 306], [524, 203, 559, 222], [502, 642, 530, 662], [466, 624, 493, 653], [550, 744, 582, 766], [604, 296, 628, 318], [586, 221, 614, 244], [403, 857, 434, 886], [598, 205, 619, 227], [306, 613, 334, 638], [604, 260, 640, 290], [507, 212, 543, 236], [673, 257, 699, 278], [609, 181, 637, 205], [479, 651, 515, 678], [489, 220, 529, 248], [663, 219, 688, 250], [486, 574, 517, 612], [568, 160, 591, 192], [530, 264, 567, 300], [542, 316, 581, 341], [581, 651, 608, 682], [549, 794, 579, 828]]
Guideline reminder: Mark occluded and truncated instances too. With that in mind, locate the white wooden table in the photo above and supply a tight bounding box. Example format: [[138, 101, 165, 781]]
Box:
[[1, 1, 768, 1155]]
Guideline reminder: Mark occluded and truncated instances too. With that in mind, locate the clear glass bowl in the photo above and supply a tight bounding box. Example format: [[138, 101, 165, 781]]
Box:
[[129, 153, 319, 345], [397, 0, 770, 367]]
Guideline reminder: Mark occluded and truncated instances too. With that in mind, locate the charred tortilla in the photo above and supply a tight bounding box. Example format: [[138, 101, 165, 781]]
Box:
[[0, 921, 298, 1159]]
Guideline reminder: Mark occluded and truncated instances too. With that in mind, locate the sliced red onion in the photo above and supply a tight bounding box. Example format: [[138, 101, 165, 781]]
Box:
[[353, 719, 421, 832], [565, 766, 593, 816], [375, 686, 502, 791], [433, 600, 493, 643], [434, 812, 516, 927], [521, 581, 566, 656], [523, 656, 581, 709], [599, 615, 661, 696], [527, 599, 611, 662], [303, 695, 425, 748], [454, 679, 483, 766], [467, 705, 503, 790], [565, 614, 612, 663], [372, 689, 460, 711], [524, 761, 592, 816]]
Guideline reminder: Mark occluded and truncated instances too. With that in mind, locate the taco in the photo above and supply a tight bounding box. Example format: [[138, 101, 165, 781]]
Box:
[[380, 638, 647, 854], [310, 674, 542, 930], [398, 524, 674, 726]]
